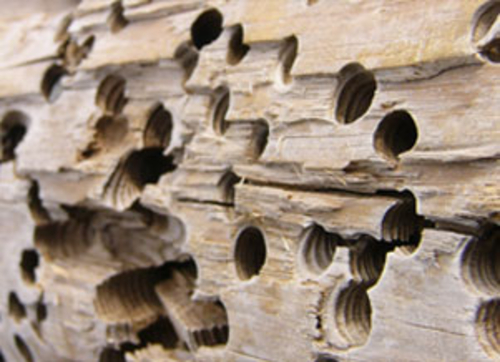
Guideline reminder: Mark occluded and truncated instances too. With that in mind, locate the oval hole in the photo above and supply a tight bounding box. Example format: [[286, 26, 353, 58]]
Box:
[[227, 24, 249, 65], [143, 104, 173, 149], [299, 224, 339, 275], [373, 110, 418, 161], [1, 110, 29, 162], [212, 86, 230, 135], [191, 8, 223, 50], [234, 226, 267, 280], [475, 299, 500, 358], [20, 249, 39, 284], [41, 64, 66, 103]]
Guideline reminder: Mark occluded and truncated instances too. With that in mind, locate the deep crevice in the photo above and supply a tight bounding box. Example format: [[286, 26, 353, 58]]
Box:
[[335, 63, 376, 124], [234, 226, 267, 280], [99, 347, 126, 362], [373, 110, 418, 161], [191, 8, 223, 50], [14, 335, 33, 362]]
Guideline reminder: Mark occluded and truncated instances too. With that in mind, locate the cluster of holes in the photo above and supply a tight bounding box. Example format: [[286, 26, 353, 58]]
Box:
[[107, 1, 128, 33], [475, 299, 500, 359], [0, 110, 29, 162], [41, 64, 67, 103], [234, 226, 267, 280], [471, 1, 500, 62], [20, 249, 39, 284], [335, 63, 377, 124], [374, 110, 418, 162], [14, 335, 33, 362]]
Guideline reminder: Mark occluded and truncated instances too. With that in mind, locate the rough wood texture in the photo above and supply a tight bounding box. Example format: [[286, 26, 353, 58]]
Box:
[[0, 0, 499, 361]]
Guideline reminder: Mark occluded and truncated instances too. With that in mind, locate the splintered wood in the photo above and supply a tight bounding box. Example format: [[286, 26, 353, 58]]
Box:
[[0, 1, 499, 361]]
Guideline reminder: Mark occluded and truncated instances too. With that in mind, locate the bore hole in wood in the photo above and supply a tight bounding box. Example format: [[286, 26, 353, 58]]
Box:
[[461, 227, 500, 296], [107, 1, 128, 33], [14, 335, 33, 362], [20, 249, 39, 284], [41, 64, 66, 103], [28, 181, 51, 225], [121, 148, 176, 188], [99, 347, 125, 362], [349, 236, 388, 287], [250, 119, 270, 159], [381, 194, 422, 254], [217, 170, 241, 203], [299, 224, 339, 275], [36, 300, 47, 323], [212, 86, 230, 135], [475, 299, 500, 358], [227, 24, 250, 65], [315, 356, 339, 362], [8, 292, 26, 322], [374, 110, 418, 161], [277, 35, 298, 86], [144, 104, 173, 149], [174, 40, 199, 81], [334, 282, 372, 347], [191, 8, 223, 50], [96, 74, 127, 115], [95, 115, 128, 148], [234, 226, 267, 280], [34, 219, 93, 260], [137, 316, 179, 349], [472, 1, 500, 62], [0, 110, 29, 162], [335, 63, 376, 124]]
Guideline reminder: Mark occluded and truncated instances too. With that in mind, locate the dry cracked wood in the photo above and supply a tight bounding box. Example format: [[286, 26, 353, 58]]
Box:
[[0, 0, 499, 361]]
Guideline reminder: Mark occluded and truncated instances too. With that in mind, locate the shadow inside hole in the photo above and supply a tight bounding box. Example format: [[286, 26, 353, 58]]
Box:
[[14, 335, 34, 362], [299, 224, 340, 275], [8, 292, 26, 322], [475, 298, 500, 358], [107, 1, 128, 33], [227, 24, 250, 65], [334, 281, 372, 347], [20, 249, 39, 284], [99, 347, 125, 362], [122, 148, 176, 188], [461, 226, 500, 296], [143, 104, 173, 149], [41, 64, 67, 103], [0, 110, 29, 162], [315, 356, 339, 362], [234, 226, 267, 280], [277, 35, 298, 86], [373, 110, 418, 162], [472, 1, 500, 62], [212, 86, 230, 135], [217, 170, 241, 203], [95, 74, 127, 115], [174, 40, 199, 82], [191, 8, 223, 50], [349, 236, 388, 287], [250, 119, 270, 159], [335, 63, 376, 124]]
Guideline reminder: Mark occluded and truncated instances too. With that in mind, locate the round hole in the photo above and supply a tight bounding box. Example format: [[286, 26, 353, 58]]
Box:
[[475, 299, 500, 358], [373, 110, 418, 161], [191, 8, 223, 50], [20, 249, 39, 284], [461, 228, 500, 296], [234, 226, 267, 280], [333, 282, 372, 347], [335, 63, 376, 124], [299, 224, 340, 275]]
